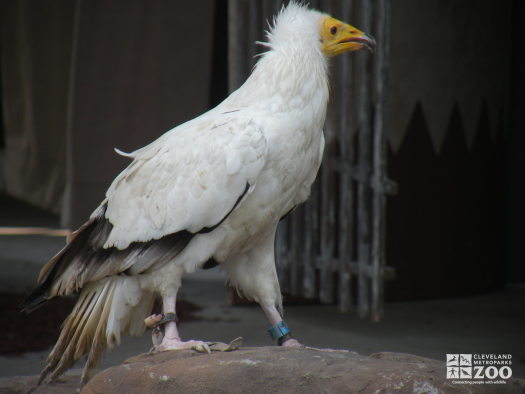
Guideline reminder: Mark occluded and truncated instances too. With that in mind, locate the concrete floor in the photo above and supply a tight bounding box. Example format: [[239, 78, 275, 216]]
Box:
[[0, 196, 524, 380]]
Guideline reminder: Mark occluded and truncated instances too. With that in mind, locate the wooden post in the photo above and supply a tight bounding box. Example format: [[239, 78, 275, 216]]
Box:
[[354, 0, 373, 319], [370, 0, 390, 322], [302, 183, 319, 299], [337, 0, 356, 313], [228, 0, 391, 319], [319, 130, 337, 303], [227, 0, 244, 93]]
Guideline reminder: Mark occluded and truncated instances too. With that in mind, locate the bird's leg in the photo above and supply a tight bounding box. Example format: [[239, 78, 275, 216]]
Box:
[[261, 302, 347, 353], [260, 302, 302, 347], [144, 294, 210, 353]]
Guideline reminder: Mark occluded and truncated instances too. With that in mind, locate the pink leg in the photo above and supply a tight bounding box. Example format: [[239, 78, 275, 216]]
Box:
[[145, 295, 210, 353], [260, 302, 348, 353]]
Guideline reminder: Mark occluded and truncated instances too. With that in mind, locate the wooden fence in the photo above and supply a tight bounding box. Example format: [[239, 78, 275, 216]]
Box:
[[228, 0, 393, 320]]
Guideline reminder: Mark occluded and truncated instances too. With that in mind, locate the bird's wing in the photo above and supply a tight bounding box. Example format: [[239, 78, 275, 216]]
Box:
[[103, 113, 267, 250], [23, 113, 267, 308]]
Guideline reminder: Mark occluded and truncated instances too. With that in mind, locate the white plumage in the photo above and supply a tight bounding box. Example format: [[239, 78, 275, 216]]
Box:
[[105, 115, 267, 249], [22, 2, 374, 386]]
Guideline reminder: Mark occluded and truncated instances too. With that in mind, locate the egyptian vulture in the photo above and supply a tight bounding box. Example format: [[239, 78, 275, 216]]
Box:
[[22, 2, 375, 386]]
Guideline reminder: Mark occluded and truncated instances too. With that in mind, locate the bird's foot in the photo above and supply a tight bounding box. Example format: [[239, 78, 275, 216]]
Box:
[[280, 337, 303, 347], [145, 313, 242, 354], [155, 338, 211, 354], [145, 313, 210, 353], [153, 336, 243, 354]]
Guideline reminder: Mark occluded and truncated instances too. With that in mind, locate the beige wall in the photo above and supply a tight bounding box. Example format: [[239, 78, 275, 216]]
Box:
[[1, 0, 216, 228]]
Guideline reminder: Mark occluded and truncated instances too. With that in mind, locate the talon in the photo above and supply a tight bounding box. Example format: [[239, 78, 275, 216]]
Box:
[[154, 338, 213, 353], [195, 338, 243, 352], [151, 326, 164, 346], [194, 343, 211, 354]]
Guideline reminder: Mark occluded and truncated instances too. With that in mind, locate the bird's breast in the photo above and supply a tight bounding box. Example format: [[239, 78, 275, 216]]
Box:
[[212, 114, 324, 260]]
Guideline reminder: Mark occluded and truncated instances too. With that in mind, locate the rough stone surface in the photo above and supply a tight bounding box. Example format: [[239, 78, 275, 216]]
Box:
[[75, 347, 524, 394], [2, 348, 523, 393], [0, 372, 80, 394]]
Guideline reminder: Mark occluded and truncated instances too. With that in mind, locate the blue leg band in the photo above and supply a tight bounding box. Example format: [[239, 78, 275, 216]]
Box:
[[267, 320, 292, 344]]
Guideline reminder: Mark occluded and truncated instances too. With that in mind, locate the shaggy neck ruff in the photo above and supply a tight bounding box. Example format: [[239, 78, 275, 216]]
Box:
[[225, 4, 329, 115]]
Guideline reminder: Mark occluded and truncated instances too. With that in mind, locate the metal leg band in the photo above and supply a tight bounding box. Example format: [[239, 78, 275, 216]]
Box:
[[267, 320, 292, 344], [151, 312, 179, 328]]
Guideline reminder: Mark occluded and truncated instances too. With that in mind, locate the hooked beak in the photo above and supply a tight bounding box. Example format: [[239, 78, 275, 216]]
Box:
[[321, 16, 376, 57], [338, 33, 376, 53]]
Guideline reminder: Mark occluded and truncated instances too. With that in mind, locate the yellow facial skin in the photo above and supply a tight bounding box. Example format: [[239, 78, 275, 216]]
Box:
[[320, 16, 376, 57]]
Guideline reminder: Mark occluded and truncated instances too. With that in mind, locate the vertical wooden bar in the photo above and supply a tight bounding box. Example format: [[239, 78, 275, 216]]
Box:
[[337, 0, 355, 313], [288, 0, 304, 296], [370, 0, 389, 322], [257, 0, 291, 292], [317, 0, 335, 304], [289, 205, 304, 296], [228, 0, 389, 316], [302, 179, 319, 298], [319, 136, 337, 303], [228, 0, 259, 92], [355, 0, 373, 319], [227, 0, 243, 93], [275, 215, 291, 294]]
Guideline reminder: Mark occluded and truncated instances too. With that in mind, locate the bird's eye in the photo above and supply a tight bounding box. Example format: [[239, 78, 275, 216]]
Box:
[[330, 26, 338, 35]]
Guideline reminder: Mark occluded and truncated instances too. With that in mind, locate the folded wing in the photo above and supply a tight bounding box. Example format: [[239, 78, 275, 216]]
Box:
[[23, 113, 267, 310]]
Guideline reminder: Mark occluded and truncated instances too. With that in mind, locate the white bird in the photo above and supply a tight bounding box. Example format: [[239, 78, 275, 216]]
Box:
[[22, 2, 375, 386]]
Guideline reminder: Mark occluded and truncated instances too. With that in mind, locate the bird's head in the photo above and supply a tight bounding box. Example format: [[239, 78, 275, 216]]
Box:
[[320, 16, 376, 57], [265, 3, 375, 59]]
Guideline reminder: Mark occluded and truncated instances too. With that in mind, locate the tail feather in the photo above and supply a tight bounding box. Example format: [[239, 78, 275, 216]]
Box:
[[21, 202, 192, 315], [82, 283, 116, 384], [21, 205, 111, 313], [38, 276, 154, 386], [21, 202, 192, 385], [40, 281, 111, 384]]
